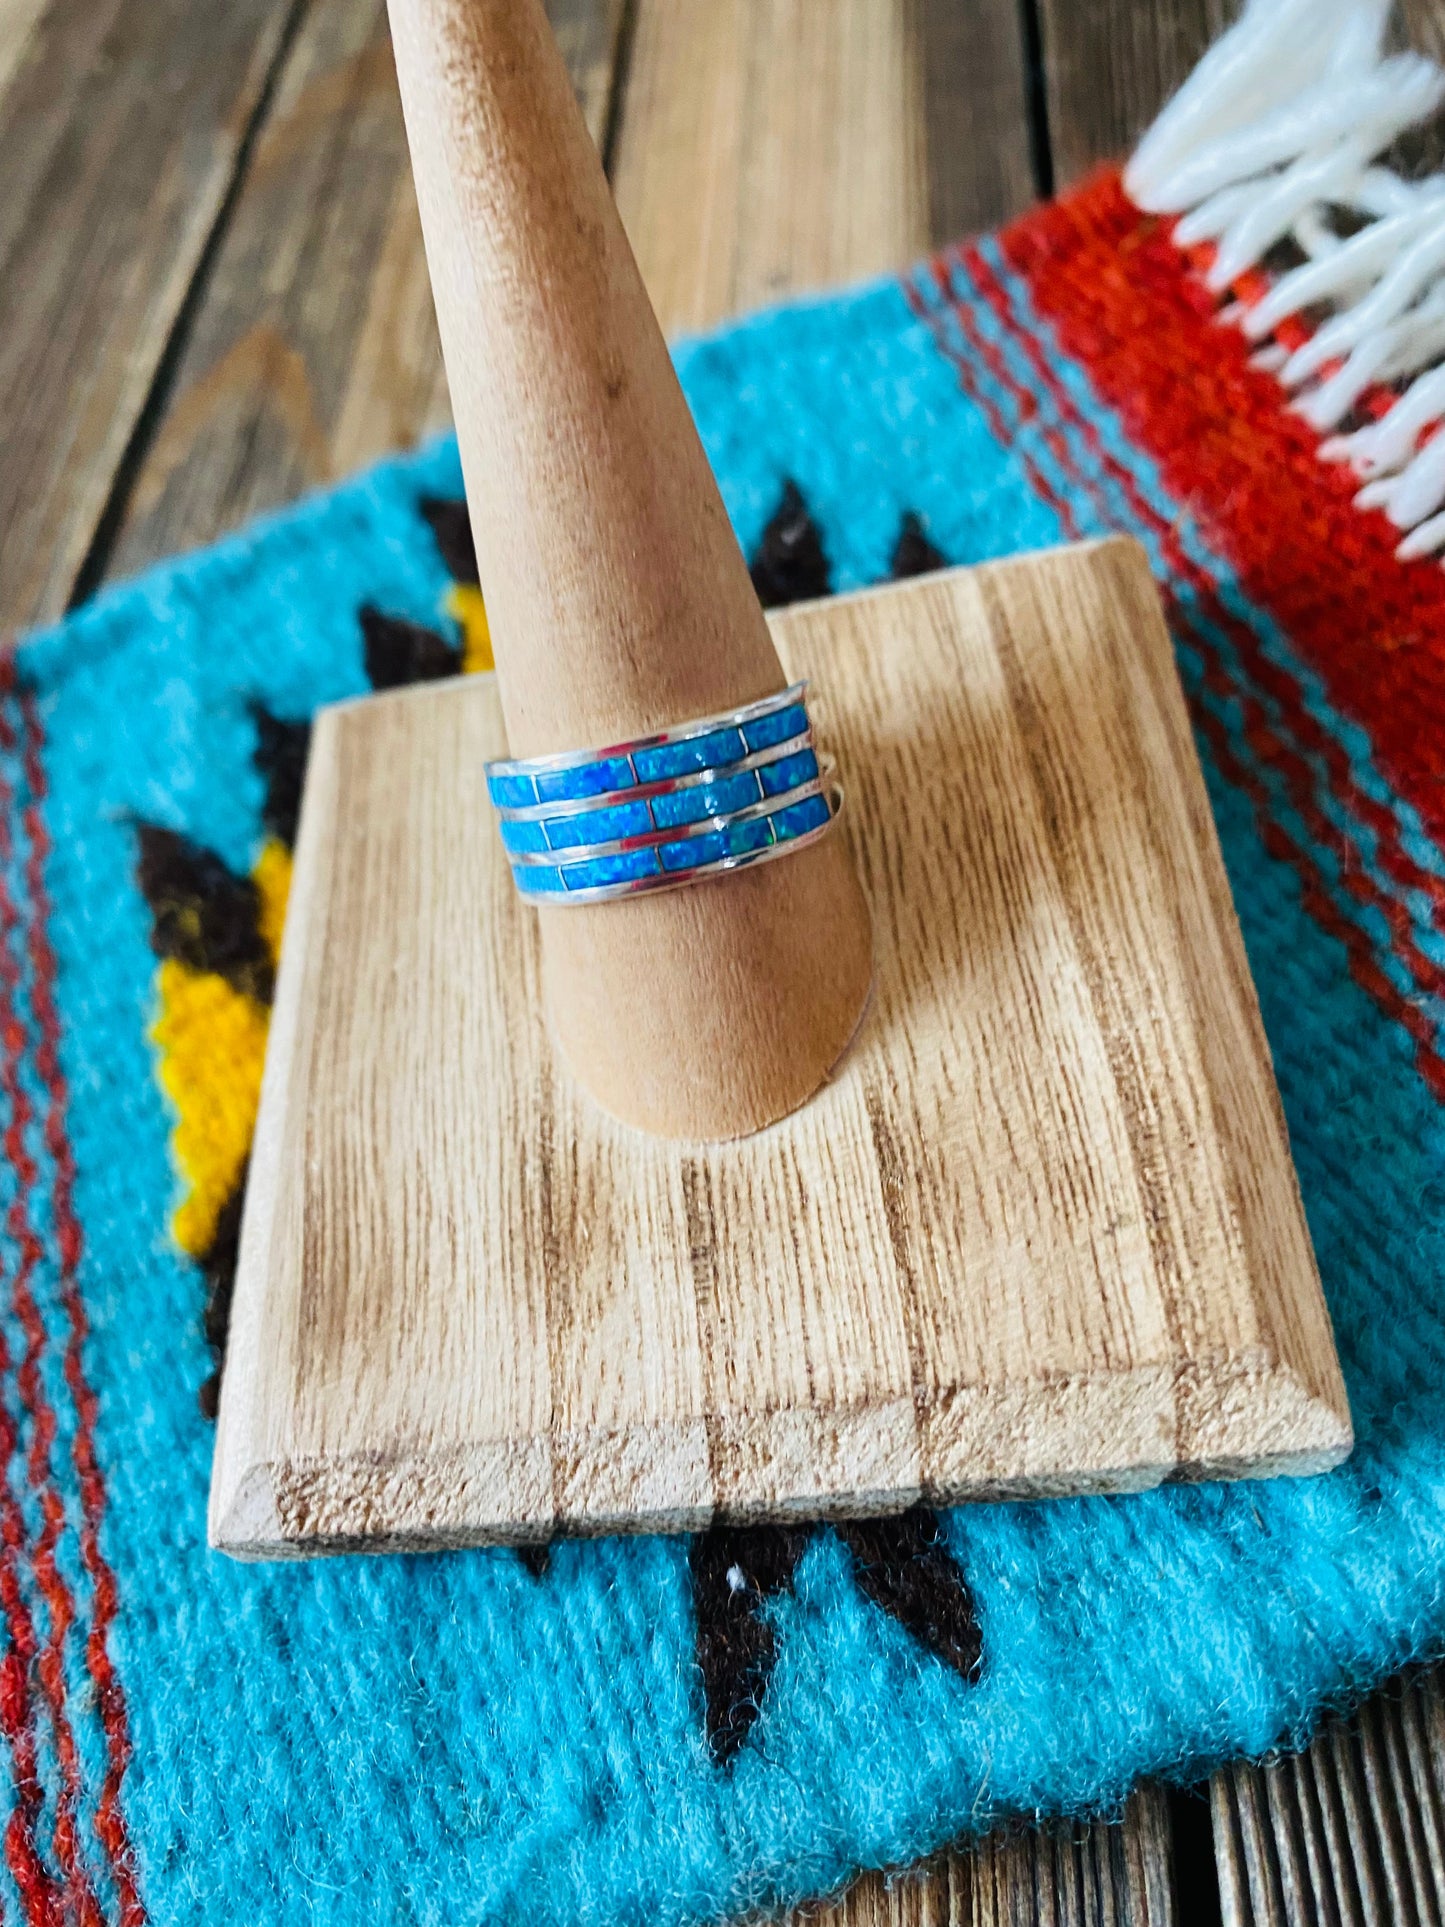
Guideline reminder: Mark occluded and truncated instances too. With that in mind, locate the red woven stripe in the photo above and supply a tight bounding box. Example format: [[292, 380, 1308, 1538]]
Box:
[[904, 265, 1445, 1102], [0, 705, 68, 1923], [6, 678, 145, 1926], [960, 239, 1445, 935], [998, 169, 1445, 851], [0, 702, 105, 1926], [950, 239, 1445, 1018]]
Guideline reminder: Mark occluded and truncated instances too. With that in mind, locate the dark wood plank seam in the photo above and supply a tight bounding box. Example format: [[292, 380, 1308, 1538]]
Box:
[[1016, 0, 1055, 199], [63, 0, 313, 611], [1164, 1785, 1222, 1927], [598, 0, 639, 180]]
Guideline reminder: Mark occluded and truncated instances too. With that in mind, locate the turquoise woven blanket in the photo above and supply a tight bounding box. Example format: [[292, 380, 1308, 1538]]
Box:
[[6, 174, 1445, 1925]]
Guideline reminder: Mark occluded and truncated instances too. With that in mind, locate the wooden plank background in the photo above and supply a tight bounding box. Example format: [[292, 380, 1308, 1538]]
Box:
[[1, 0, 1443, 1920]]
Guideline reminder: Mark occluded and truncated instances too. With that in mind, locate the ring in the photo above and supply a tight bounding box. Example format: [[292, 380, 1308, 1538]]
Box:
[[485, 682, 844, 904]]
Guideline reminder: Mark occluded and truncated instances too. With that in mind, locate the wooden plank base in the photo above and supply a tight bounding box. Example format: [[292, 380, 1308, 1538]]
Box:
[[210, 537, 1351, 1557]]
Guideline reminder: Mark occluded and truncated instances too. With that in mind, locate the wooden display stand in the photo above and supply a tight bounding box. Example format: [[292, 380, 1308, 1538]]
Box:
[[208, 0, 1351, 1557]]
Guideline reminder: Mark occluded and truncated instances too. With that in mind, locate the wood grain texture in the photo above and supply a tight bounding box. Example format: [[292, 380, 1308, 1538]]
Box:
[[0, 0, 50, 106], [0, 0, 298, 627], [1212, 1667, 1445, 1927], [1035, 0, 1239, 190], [787, 1786, 1175, 1925], [915, 0, 1039, 243], [210, 538, 1349, 1556], [106, 0, 627, 579], [610, 0, 1035, 335]]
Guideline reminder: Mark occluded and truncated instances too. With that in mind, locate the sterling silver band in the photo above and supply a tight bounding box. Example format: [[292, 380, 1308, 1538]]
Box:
[[485, 680, 842, 905]]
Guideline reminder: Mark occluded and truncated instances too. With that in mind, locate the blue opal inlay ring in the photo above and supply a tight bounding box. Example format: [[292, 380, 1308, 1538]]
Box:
[[485, 682, 843, 904]]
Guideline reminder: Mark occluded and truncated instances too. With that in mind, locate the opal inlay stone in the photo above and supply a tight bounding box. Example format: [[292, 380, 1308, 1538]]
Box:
[[758, 748, 819, 797], [533, 755, 637, 806], [741, 702, 808, 753], [650, 768, 762, 829], [489, 771, 539, 811], [544, 798, 653, 851], [498, 817, 551, 856]]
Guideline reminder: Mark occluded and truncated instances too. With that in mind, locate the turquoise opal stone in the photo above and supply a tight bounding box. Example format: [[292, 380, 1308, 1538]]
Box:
[[633, 725, 746, 783], [562, 847, 661, 891], [659, 830, 726, 872], [770, 793, 830, 841], [499, 817, 551, 856], [741, 702, 808, 752], [488, 771, 539, 810], [758, 748, 819, 797], [722, 817, 774, 858], [650, 768, 761, 828], [544, 797, 653, 851], [534, 754, 636, 805]]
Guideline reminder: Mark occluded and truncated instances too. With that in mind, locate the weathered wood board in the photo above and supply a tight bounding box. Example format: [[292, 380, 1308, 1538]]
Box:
[[106, 0, 628, 583], [1036, 0, 1235, 191], [0, 0, 297, 627], [1213, 1667, 1445, 1927], [210, 535, 1350, 1558], [611, 0, 1035, 334]]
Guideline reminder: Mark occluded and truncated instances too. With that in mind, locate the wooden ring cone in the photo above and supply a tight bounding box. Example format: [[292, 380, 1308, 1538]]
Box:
[[386, 0, 873, 1140]]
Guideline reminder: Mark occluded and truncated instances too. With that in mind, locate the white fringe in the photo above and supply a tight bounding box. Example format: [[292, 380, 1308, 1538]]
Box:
[[1125, 0, 1445, 560]]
